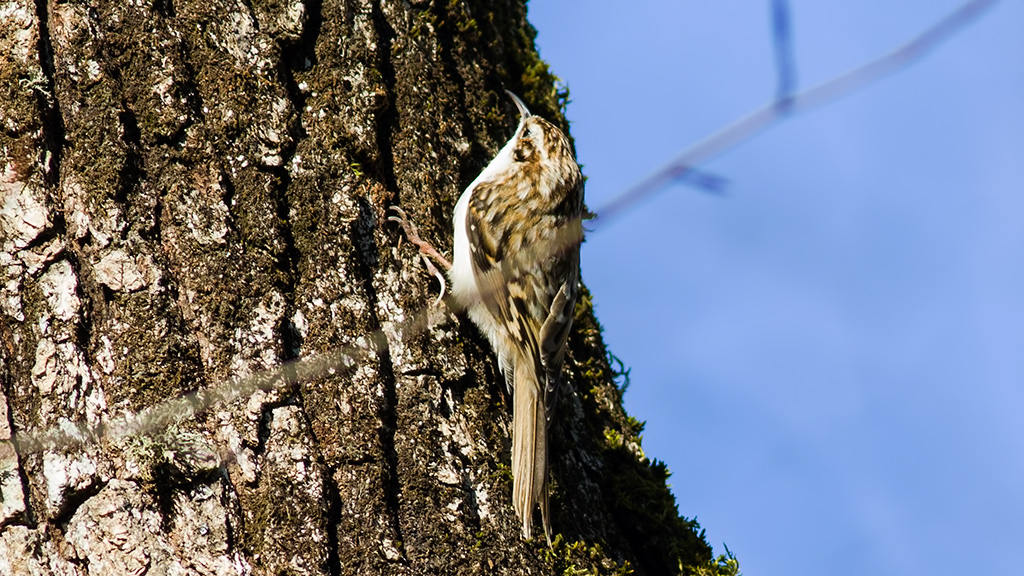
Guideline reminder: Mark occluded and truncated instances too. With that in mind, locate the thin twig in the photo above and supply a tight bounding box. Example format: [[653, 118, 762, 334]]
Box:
[[771, 0, 797, 110]]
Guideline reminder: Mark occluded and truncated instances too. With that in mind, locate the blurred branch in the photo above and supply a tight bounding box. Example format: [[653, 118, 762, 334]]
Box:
[[771, 0, 797, 110], [594, 0, 997, 224]]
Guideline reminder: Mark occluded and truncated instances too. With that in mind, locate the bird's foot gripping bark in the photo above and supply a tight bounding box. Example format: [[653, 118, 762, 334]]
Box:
[[389, 206, 451, 304]]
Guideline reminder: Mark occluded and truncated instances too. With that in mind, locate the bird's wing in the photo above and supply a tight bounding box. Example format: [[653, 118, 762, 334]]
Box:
[[538, 260, 577, 423], [465, 180, 544, 378]]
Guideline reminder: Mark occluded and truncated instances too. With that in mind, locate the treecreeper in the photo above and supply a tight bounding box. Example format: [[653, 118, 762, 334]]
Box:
[[391, 90, 584, 544]]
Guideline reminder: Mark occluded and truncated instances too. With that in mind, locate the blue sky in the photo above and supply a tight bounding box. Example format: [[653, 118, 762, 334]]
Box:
[[528, 1, 1023, 574]]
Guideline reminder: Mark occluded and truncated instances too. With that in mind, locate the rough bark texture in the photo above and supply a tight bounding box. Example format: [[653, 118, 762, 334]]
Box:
[[0, 1, 738, 574]]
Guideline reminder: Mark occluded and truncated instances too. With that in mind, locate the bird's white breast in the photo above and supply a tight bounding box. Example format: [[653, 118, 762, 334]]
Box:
[[450, 185, 477, 305], [449, 131, 520, 306], [449, 130, 522, 363]]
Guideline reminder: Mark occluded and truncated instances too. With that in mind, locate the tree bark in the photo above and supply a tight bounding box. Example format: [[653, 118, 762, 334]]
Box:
[[0, 0, 737, 574]]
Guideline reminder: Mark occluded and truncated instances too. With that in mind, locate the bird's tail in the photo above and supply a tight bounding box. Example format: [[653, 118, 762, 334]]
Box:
[[512, 360, 550, 544]]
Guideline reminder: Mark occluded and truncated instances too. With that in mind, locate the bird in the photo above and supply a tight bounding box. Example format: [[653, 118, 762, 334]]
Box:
[[391, 91, 584, 544]]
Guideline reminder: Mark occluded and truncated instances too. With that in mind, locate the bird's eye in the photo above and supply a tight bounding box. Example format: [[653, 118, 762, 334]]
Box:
[[522, 128, 532, 139]]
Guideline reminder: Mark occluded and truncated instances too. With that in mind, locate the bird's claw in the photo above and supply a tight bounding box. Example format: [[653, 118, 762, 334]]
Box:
[[389, 205, 450, 305]]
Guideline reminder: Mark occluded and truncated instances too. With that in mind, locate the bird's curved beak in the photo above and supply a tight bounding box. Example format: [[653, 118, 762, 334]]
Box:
[[505, 90, 532, 122]]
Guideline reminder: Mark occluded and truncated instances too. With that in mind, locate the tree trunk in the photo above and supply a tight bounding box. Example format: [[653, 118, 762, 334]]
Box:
[[0, 0, 736, 574]]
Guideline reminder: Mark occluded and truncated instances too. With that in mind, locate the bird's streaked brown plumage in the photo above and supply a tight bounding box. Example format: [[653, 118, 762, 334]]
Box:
[[450, 92, 584, 543]]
